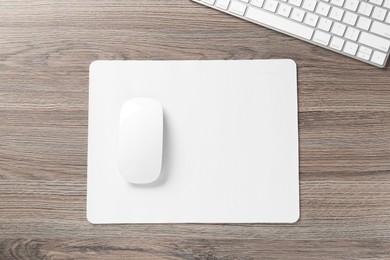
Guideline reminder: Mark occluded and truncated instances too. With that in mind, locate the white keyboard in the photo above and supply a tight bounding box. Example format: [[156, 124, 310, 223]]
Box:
[[192, 0, 390, 67]]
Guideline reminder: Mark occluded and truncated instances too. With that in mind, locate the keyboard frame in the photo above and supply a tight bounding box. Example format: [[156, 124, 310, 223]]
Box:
[[191, 0, 389, 68]]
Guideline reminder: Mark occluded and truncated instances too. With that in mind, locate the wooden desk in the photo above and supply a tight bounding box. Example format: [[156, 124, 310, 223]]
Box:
[[1, 1, 389, 259]]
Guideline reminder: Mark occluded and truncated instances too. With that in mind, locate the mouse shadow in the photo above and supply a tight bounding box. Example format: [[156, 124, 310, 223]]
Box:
[[130, 114, 172, 189]]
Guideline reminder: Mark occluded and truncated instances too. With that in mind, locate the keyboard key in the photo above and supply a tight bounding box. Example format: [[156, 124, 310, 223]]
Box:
[[345, 0, 359, 11], [357, 51, 371, 60], [302, 0, 317, 11], [313, 30, 331, 45], [372, 7, 386, 21], [245, 6, 314, 39], [304, 13, 319, 26], [330, 36, 345, 50], [329, 7, 344, 21], [316, 2, 331, 16], [357, 46, 373, 60], [360, 46, 373, 55], [229, 0, 247, 15], [345, 27, 360, 41], [216, 0, 231, 9], [264, 0, 279, 12], [358, 2, 373, 16], [288, 0, 302, 6], [343, 11, 358, 26], [240, 0, 250, 2], [371, 50, 387, 65], [332, 22, 346, 36], [344, 41, 358, 55], [370, 21, 390, 39], [318, 17, 333, 31], [368, 0, 383, 5], [203, 0, 216, 4], [359, 31, 390, 52], [357, 16, 372, 30], [251, 0, 264, 7], [277, 3, 292, 17], [330, 0, 344, 7], [291, 8, 306, 22], [384, 0, 390, 8]]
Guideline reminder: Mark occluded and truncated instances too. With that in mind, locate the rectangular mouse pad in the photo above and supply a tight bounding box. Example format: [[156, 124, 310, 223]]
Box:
[[87, 60, 299, 224]]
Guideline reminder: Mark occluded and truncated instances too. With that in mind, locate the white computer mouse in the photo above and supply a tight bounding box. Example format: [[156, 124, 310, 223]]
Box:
[[118, 98, 163, 184]]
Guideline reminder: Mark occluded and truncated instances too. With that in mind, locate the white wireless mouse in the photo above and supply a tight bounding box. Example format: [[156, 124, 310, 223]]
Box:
[[118, 98, 163, 184]]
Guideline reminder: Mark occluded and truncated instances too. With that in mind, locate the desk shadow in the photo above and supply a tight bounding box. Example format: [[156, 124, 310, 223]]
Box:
[[130, 114, 172, 189]]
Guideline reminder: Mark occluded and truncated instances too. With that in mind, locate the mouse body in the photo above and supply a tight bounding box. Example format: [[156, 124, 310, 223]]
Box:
[[118, 98, 163, 184]]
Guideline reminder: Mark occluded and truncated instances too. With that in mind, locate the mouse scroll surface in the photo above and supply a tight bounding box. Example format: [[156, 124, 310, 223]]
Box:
[[118, 98, 163, 184]]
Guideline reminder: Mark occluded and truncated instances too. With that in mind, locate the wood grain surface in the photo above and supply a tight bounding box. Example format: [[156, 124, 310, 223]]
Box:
[[1, 0, 390, 259]]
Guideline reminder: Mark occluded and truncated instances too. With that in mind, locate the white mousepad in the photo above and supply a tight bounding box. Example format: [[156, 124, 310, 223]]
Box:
[[87, 60, 299, 224]]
